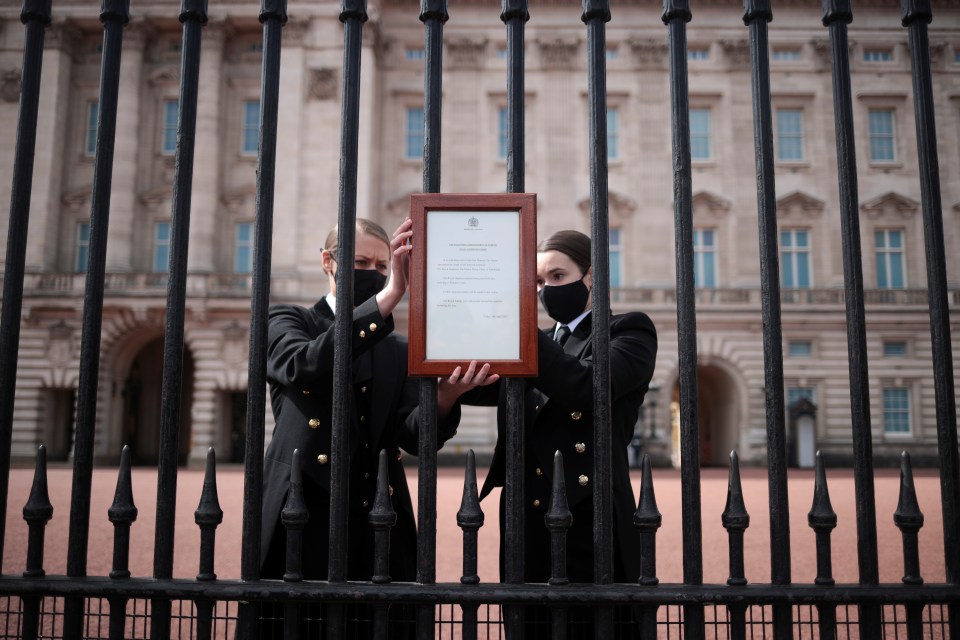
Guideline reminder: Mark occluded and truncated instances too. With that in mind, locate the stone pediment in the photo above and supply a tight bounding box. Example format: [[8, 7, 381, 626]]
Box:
[[577, 191, 637, 221], [776, 190, 825, 219], [62, 186, 93, 213], [861, 191, 919, 219], [139, 185, 173, 212], [691, 190, 731, 218], [221, 185, 257, 213], [147, 66, 179, 87]]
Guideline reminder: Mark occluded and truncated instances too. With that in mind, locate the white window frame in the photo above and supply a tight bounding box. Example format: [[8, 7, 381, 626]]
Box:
[[689, 108, 712, 162], [234, 222, 254, 273], [607, 107, 620, 161], [780, 228, 812, 289], [609, 227, 623, 288], [497, 106, 508, 160], [404, 106, 424, 160], [787, 340, 813, 357], [868, 108, 897, 163], [161, 99, 178, 155], [875, 228, 906, 289], [153, 221, 171, 272], [241, 100, 260, 156], [882, 386, 912, 436], [76, 222, 91, 272], [84, 101, 99, 156], [693, 227, 717, 288], [776, 108, 805, 162]]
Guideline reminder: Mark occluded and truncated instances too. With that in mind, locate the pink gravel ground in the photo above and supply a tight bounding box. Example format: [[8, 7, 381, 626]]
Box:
[[1, 463, 947, 586]]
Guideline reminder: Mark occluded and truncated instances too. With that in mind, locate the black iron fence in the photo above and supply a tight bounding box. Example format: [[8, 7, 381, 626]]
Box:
[[1, 0, 958, 637]]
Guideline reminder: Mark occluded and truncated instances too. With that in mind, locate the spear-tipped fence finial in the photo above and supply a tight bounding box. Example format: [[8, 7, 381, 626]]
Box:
[[545, 451, 573, 586], [369, 449, 397, 584], [108, 446, 138, 579], [194, 448, 224, 581], [634, 454, 662, 586], [808, 451, 838, 585], [23, 445, 53, 578], [722, 451, 750, 586], [894, 451, 924, 585]]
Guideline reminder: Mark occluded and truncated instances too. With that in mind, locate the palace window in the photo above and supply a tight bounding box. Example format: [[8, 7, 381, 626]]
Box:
[[235, 222, 253, 273], [161, 99, 178, 155], [780, 228, 811, 288], [868, 109, 896, 162], [875, 229, 905, 289], [776, 109, 804, 161], [607, 108, 619, 160], [498, 107, 508, 160], [405, 107, 424, 160], [76, 222, 90, 272], [242, 101, 260, 156], [85, 102, 99, 156], [693, 228, 717, 288], [882, 387, 911, 435], [690, 108, 711, 161], [609, 228, 623, 288], [153, 222, 171, 272]]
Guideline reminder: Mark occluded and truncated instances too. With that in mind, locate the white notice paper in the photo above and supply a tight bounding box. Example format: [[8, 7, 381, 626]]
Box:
[[426, 210, 520, 361]]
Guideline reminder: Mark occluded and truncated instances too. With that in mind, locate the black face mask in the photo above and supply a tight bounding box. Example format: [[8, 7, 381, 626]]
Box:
[[538, 275, 590, 324], [353, 269, 387, 306]]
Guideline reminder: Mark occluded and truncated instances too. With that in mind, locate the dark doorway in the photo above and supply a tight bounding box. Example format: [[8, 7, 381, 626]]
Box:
[[121, 337, 194, 465], [43, 388, 75, 461]]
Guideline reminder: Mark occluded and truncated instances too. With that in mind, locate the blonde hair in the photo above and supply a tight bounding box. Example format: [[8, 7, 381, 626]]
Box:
[[323, 218, 391, 260]]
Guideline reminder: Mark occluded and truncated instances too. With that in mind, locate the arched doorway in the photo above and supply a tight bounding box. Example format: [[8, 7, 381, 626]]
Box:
[[120, 337, 194, 465], [671, 362, 741, 467]]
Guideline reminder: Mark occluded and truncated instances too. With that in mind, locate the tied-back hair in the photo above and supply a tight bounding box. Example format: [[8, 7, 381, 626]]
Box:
[[323, 218, 391, 260], [537, 229, 591, 274]]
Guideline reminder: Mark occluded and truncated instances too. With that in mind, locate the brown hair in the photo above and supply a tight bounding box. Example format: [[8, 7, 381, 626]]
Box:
[[537, 229, 591, 274], [323, 218, 391, 260]]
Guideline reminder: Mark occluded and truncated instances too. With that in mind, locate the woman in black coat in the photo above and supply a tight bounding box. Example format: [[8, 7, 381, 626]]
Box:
[[460, 229, 658, 639], [260, 218, 494, 637]]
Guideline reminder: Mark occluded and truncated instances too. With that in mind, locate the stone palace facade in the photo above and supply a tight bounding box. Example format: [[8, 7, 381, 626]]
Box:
[[1, 0, 958, 467]]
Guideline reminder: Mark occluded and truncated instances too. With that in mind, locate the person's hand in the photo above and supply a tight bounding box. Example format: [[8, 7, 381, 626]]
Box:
[[376, 218, 414, 317], [437, 361, 499, 414]]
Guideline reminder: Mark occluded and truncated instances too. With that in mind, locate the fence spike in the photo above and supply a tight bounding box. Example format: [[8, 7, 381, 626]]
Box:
[[457, 449, 484, 531], [369, 449, 397, 584], [194, 448, 224, 582], [280, 450, 309, 583], [634, 454, 662, 586], [808, 451, 837, 586], [545, 451, 572, 586], [22, 445, 53, 578], [179, 0, 208, 24], [894, 451, 924, 585], [107, 446, 137, 580], [722, 451, 750, 530]]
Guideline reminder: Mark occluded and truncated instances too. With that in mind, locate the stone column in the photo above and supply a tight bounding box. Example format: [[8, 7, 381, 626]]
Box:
[[105, 21, 148, 272], [187, 22, 227, 273], [356, 21, 380, 220], [25, 22, 78, 271]]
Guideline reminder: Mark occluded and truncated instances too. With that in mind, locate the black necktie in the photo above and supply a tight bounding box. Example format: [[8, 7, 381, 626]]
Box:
[[555, 325, 571, 347]]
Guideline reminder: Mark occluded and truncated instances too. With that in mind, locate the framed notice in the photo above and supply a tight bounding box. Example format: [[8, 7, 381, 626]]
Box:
[[408, 193, 538, 377]]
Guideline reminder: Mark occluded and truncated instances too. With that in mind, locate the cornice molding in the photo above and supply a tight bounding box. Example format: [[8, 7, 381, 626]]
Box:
[[861, 191, 919, 219]]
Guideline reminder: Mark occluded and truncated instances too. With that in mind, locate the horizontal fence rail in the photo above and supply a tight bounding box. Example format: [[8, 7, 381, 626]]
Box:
[[0, 0, 958, 637]]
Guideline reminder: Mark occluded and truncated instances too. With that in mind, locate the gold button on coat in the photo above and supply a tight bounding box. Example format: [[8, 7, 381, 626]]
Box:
[[360, 415, 366, 422], [361, 386, 367, 393], [571, 411, 582, 420], [302, 389, 310, 395], [362, 500, 369, 508], [535, 467, 543, 476], [317, 454, 329, 464], [533, 499, 541, 508], [578, 474, 589, 486], [308, 418, 320, 429], [575, 442, 586, 453], [359, 330, 366, 338], [388, 485, 394, 496], [369, 323, 377, 332]]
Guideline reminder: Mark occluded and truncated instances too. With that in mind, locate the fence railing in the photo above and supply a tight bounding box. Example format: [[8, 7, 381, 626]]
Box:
[[0, 0, 957, 637]]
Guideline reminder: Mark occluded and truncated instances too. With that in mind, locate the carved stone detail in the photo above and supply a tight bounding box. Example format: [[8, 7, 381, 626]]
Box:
[[308, 68, 338, 101], [537, 37, 580, 70], [47, 322, 75, 368], [692, 190, 732, 218], [282, 19, 310, 47], [810, 38, 831, 69], [720, 39, 750, 70], [578, 191, 637, 220], [139, 186, 172, 213], [44, 21, 83, 55], [221, 322, 249, 366], [1, 70, 21, 103], [62, 187, 92, 213], [447, 37, 487, 69], [147, 66, 179, 87], [861, 191, 919, 220], [628, 37, 668, 70], [776, 191, 825, 219]]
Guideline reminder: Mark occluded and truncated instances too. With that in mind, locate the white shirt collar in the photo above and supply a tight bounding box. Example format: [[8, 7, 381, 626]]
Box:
[[554, 309, 590, 339], [325, 293, 337, 314]]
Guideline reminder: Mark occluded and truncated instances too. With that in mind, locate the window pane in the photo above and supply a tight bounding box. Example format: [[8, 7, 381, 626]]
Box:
[[776, 109, 803, 161], [242, 101, 260, 155], [86, 102, 99, 155], [162, 100, 178, 154], [76, 223, 90, 272], [889, 252, 904, 288], [690, 109, 711, 160], [498, 107, 508, 159], [235, 222, 253, 273], [406, 107, 424, 159], [868, 110, 895, 162], [883, 387, 911, 434], [154, 222, 170, 272], [883, 341, 907, 357], [607, 108, 619, 159], [796, 252, 810, 288], [787, 386, 814, 404], [782, 251, 794, 288], [788, 341, 812, 357]]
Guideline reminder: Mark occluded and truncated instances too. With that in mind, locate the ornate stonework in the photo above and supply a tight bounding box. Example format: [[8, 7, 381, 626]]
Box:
[[308, 68, 338, 101], [776, 190, 825, 219], [627, 37, 668, 70], [447, 36, 488, 69], [719, 39, 750, 70], [692, 190, 732, 218], [861, 191, 919, 219], [47, 322, 75, 368], [1, 69, 20, 103], [537, 37, 580, 69]]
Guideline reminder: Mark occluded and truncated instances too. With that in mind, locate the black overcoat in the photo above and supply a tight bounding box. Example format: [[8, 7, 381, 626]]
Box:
[[260, 296, 459, 582], [467, 311, 658, 585]]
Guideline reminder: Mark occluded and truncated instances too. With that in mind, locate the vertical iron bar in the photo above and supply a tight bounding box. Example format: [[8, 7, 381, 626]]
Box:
[[821, 0, 881, 634], [0, 0, 50, 573], [546, 452, 572, 639], [281, 450, 308, 640], [581, 0, 613, 633], [369, 451, 396, 639], [418, 0, 446, 636], [458, 451, 484, 640], [900, 4, 960, 636], [62, 2, 129, 635], [21, 446, 52, 640], [237, 0, 286, 636], [329, 0, 366, 638], [107, 446, 137, 640], [742, 0, 792, 634], [894, 451, 925, 639], [150, 1, 207, 636], [501, 0, 527, 633], [662, 0, 704, 635], [634, 455, 661, 638], [809, 453, 839, 639]]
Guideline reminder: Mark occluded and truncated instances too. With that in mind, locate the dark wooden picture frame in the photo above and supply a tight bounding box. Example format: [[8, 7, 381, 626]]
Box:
[[408, 193, 538, 377]]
